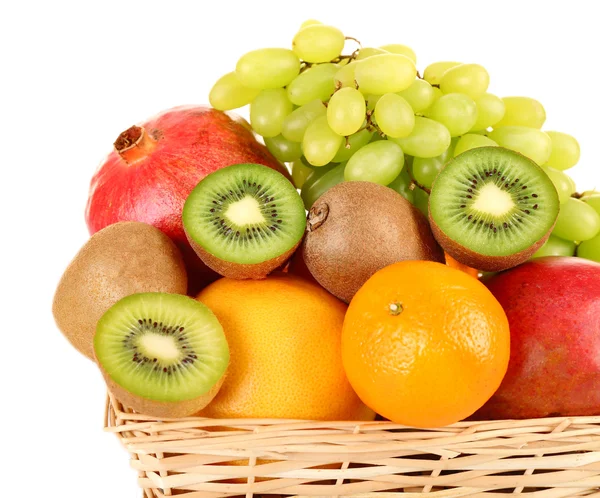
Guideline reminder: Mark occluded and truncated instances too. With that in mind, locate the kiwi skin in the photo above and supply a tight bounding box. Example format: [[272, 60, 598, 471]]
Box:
[[429, 217, 554, 272], [101, 368, 225, 418], [186, 235, 302, 280], [52, 222, 187, 360], [303, 181, 445, 303]]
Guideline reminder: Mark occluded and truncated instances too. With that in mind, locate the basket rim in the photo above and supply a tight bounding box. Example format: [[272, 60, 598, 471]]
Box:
[[104, 392, 600, 431]]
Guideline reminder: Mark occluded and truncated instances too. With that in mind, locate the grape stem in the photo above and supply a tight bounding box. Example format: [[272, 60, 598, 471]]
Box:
[[344, 36, 362, 49], [300, 36, 362, 71], [299, 62, 314, 74], [364, 110, 385, 137], [406, 169, 430, 195], [333, 48, 361, 64]]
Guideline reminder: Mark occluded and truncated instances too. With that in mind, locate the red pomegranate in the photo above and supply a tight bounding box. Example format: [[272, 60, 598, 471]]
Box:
[[85, 105, 289, 293]]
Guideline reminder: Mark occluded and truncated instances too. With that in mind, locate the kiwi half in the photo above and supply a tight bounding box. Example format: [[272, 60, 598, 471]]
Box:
[[94, 292, 229, 418], [183, 163, 306, 279], [429, 147, 560, 271]]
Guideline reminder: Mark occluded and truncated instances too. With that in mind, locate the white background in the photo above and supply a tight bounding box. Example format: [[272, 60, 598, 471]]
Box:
[[2, 1, 599, 496]]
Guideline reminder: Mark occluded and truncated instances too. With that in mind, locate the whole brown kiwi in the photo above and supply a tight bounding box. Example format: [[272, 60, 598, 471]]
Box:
[[52, 221, 187, 360], [302, 182, 444, 303]]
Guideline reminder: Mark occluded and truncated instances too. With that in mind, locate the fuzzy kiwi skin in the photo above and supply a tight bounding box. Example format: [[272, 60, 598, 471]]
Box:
[[52, 222, 187, 360], [429, 211, 555, 272], [186, 233, 302, 280], [303, 182, 445, 303], [101, 366, 225, 418]]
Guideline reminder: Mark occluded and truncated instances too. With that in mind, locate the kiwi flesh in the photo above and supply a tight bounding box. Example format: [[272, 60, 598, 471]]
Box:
[[52, 221, 187, 360], [429, 147, 560, 272], [303, 181, 445, 303], [94, 292, 229, 418], [183, 163, 306, 279]]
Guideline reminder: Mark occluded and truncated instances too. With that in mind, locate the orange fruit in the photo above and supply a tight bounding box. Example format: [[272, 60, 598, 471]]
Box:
[[342, 261, 510, 428], [196, 273, 374, 421], [445, 252, 480, 279]]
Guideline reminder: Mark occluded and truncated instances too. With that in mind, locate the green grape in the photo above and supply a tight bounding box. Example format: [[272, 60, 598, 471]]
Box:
[[422, 87, 443, 116], [412, 145, 453, 189], [369, 132, 385, 142], [334, 62, 357, 88], [471, 93, 505, 131], [300, 19, 322, 29], [413, 186, 430, 218], [495, 97, 546, 129], [389, 117, 451, 158], [531, 235, 576, 258], [488, 126, 552, 165], [582, 191, 600, 199], [388, 169, 415, 203], [264, 134, 303, 162], [355, 54, 417, 95], [366, 94, 382, 111], [286, 63, 338, 106], [374, 93, 415, 138], [292, 24, 345, 63], [345, 140, 405, 185], [355, 47, 389, 60], [332, 128, 373, 162], [236, 48, 300, 89], [300, 162, 335, 192], [379, 44, 417, 64], [577, 234, 600, 262], [302, 115, 344, 166], [423, 61, 461, 85], [541, 166, 576, 204], [281, 99, 326, 142], [552, 198, 600, 242], [250, 88, 293, 137], [397, 79, 435, 113], [439, 63, 489, 99], [427, 93, 478, 136], [291, 159, 314, 189], [583, 194, 600, 215], [544, 131, 580, 171], [453, 134, 498, 157], [301, 162, 346, 208], [327, 87, 366, 136], [568, 175, 577, 193], [208, 72, 261, 111]]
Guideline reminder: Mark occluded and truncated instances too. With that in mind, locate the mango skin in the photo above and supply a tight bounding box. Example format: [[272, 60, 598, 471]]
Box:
[[475, 256, 600, 419]]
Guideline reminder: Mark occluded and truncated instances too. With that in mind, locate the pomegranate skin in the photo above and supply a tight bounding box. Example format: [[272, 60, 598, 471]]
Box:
[[85, 105, 289, 293], [475, 256, 600, 420]]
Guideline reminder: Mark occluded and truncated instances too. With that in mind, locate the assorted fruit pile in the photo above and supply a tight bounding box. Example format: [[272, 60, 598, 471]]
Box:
[[53, 20, 600, 429]]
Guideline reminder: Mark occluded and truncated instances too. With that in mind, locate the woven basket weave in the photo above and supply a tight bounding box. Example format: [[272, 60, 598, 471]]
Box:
[[104, 393, 600, 497]]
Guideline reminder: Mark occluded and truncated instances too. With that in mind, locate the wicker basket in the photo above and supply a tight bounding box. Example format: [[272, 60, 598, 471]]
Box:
[[105, 393, 600, 498]]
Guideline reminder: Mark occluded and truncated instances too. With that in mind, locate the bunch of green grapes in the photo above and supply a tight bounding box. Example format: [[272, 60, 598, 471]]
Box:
[[209, 19, 600, 263]]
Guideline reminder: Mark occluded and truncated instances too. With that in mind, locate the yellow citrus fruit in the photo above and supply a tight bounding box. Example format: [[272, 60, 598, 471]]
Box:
[[445, 252, 480, 279], [342, 261, 510, 428], [196, 273, 374, 421]]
